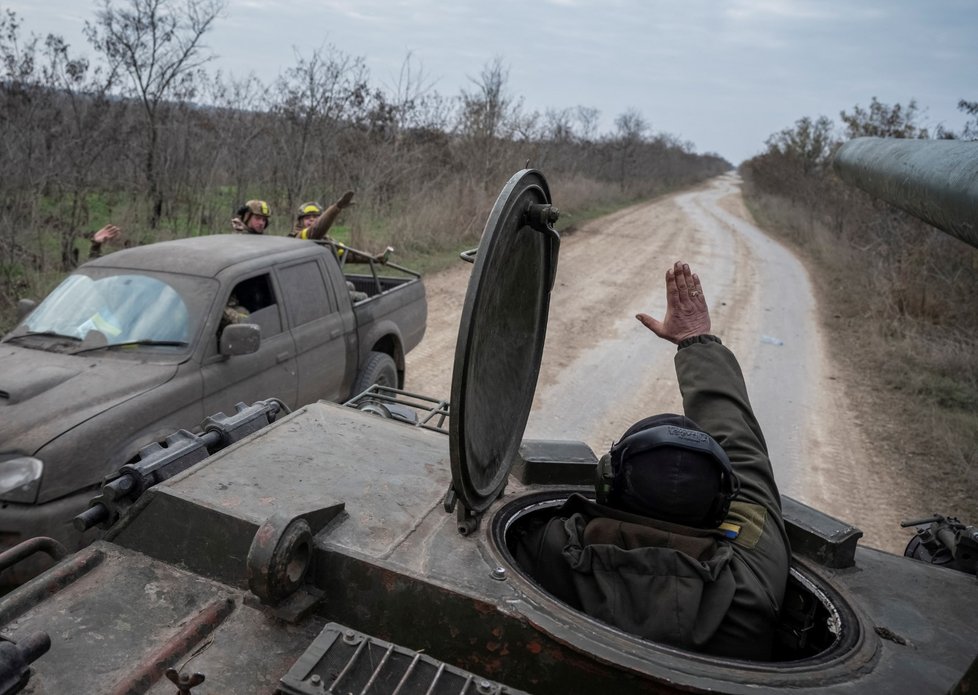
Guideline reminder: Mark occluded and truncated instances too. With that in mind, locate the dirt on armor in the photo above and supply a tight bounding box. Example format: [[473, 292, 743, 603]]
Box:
[[405, 175, 920, 554]]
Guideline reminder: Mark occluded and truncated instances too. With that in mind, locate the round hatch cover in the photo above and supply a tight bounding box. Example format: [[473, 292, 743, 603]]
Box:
[[449, 169, 560, 513]]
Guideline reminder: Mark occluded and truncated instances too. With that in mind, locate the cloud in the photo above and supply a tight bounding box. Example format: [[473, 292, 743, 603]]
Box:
[[724, 0, 842, 22], [5, 0, 974, 164]]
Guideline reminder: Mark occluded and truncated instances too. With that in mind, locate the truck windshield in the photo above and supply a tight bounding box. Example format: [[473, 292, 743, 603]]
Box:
[[10, 270, 215, 351]]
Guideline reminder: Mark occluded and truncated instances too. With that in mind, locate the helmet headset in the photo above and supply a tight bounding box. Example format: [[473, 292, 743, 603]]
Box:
[[596, 415, 740, 529]]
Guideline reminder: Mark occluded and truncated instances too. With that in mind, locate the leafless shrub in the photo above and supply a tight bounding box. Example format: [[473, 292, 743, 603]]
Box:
[[0, 10, 729, 332], [741, 99, 978, 522]]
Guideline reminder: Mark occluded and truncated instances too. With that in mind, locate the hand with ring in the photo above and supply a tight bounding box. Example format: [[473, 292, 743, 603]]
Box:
[[636, 260, 711, 344]]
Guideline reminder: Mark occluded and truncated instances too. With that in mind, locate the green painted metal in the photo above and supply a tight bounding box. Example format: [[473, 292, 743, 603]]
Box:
[[833, 137, 978, 248]]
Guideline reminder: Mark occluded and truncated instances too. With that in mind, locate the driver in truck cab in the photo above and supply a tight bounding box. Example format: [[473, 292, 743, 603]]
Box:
[[515, 261, 790, 660]]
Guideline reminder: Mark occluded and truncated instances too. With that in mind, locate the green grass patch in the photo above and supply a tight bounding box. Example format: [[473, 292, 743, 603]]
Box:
[[325, 225, 352, 243], [393, 244, 474, 276], [556, 202, 620, 234]]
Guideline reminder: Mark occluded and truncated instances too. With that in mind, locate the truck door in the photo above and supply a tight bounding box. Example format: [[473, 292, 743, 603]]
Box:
[[201, 272, 298, 413], [276, 258, 348, 405]]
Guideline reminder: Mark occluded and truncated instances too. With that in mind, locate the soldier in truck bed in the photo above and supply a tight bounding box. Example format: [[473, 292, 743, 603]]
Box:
[[290, 192, 354, 242], [289, 193, 391, 265], [514, 260, 790, 661], [231, 200, 271, 234], [68, 224, 124, 267]]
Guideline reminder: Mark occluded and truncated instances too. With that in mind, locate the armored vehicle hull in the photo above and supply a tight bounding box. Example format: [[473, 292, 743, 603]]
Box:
[[1, 151, 976, 693], [0, 401, 975, 693]]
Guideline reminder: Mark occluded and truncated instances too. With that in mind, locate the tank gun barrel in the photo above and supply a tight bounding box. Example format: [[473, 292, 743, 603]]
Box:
[[832, 137, 978, 249]]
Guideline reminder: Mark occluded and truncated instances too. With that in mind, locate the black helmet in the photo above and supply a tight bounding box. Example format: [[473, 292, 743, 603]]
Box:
[[596, 414, 740, 528]]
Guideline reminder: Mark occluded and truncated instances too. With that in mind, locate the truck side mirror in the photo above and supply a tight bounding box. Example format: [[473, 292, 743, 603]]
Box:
[[16, 299, 36, 321], [220, 323, 261, 356]]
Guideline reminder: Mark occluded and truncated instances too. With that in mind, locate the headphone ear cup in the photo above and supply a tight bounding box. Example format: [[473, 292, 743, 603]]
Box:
[[709, 492, 726, 528], [709, 470, 737, 526], [595, 453, 614, 504]]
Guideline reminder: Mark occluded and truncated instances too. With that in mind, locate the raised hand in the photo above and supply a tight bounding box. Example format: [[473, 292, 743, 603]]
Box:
[[93, 224, 122, 245], [336, 191, 356, 209], [636, 260, 711, 344]]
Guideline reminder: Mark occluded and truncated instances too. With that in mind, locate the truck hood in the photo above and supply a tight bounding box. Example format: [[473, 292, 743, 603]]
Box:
[[0, 344, 179, 456]]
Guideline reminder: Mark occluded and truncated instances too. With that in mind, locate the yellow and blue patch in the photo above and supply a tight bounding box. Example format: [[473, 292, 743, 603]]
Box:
[[719, 521, 741, 539]]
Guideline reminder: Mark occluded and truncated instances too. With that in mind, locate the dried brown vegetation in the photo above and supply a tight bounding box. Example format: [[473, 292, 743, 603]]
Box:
[[0, 4, 728, 332], [740, 98, 978, 526]]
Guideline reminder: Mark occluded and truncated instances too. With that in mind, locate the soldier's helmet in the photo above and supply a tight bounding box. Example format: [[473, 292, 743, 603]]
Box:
[[240, 200, 271, 221], [296, 202, 323, 222]]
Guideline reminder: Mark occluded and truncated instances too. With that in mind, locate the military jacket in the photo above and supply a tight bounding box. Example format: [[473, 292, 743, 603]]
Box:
[[514, 340, 790, 659]]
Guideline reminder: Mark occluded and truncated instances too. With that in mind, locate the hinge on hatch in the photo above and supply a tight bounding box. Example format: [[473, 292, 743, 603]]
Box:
[[443, 485, 481, 536]]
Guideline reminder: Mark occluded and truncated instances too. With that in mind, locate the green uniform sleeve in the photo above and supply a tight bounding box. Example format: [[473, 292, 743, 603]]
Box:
[[674, 341, 782, 517]]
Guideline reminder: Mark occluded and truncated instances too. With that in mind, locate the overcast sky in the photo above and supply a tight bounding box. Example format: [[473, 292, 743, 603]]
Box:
[[6, 0, 976, 164]]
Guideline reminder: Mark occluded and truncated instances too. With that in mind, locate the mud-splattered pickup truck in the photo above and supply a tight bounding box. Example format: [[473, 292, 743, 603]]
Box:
[[0, 234, 426, 581]]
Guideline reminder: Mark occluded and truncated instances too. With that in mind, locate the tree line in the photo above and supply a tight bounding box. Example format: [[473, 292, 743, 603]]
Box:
[[0, 1, 728, 329], [739, 96, 978, 509], [741, 97, 977, 332]]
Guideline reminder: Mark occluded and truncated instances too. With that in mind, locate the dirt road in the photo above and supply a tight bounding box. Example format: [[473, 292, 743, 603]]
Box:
[[405, 173, 904, 552]]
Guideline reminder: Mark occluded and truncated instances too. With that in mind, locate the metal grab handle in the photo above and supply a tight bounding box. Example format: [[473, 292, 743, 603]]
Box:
[[459, 248, 478, 263], [0, 537, 68, 573]]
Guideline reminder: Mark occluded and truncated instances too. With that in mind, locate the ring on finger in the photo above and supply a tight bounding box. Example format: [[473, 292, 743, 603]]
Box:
[[690, 290, 701, 298]]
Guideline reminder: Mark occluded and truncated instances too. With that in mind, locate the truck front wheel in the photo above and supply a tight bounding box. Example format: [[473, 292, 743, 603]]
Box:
[[352, 351, 398, 395]]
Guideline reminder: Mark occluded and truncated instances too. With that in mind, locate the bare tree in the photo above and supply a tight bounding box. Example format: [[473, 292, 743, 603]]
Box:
[[85, 0, 225, 227], [958, 99, 978, 141], [543, 108, 575, 143], [764, 115, 836, 175], [269, 46, 369, 215], [355, 52, 452, 210], [42, 34, 123, 267], [575, 106, 601, 142], [0, 10, 52, 290], [613, 108, 649, 191], [196, 71, 269, 229], [457, 57, 527, 183], [840, 97, 928, 139], [459, 57, 512, 141]]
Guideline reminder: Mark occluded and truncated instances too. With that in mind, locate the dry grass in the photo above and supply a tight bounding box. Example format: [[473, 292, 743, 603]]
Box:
[[743, 190, 978, 528]]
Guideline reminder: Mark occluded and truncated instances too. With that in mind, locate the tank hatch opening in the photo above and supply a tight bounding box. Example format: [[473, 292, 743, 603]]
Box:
[[490, 492, 864, 671]]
